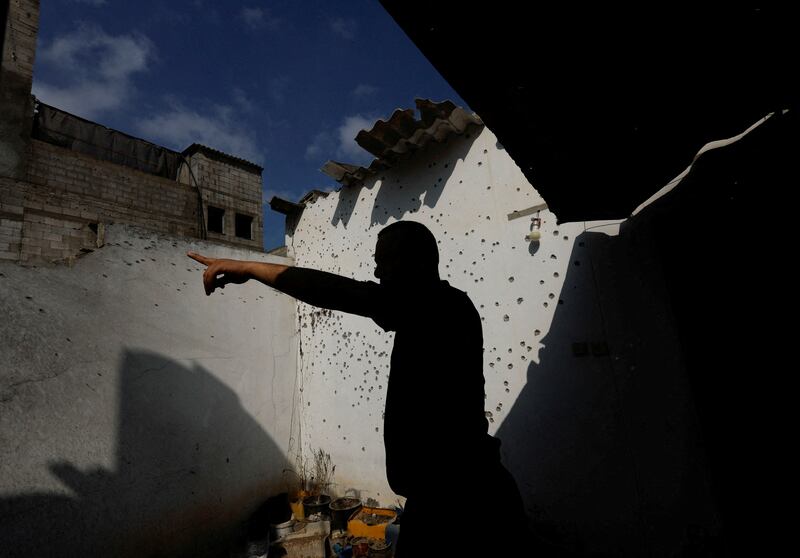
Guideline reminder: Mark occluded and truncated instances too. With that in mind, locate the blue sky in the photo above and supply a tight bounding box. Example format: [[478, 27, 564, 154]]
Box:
[[32, 0, 468, 249]]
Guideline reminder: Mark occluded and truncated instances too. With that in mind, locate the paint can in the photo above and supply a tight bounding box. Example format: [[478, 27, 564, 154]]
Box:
[[352, 538, 370, 557]]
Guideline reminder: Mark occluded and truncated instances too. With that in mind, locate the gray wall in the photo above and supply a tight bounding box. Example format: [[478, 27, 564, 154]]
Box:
[[0, 224, 298, 557]]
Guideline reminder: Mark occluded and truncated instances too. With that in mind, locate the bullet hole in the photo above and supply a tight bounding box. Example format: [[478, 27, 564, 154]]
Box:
[[485, 411, 493, 418], [494, 302, 499, 306], [489, 362, 494, 368], [548, 293, 555, 299], [550, 254, 557, 260], [554, 272, 560, 278], [543, 302, 549, 308], [478, 162, 483, 166], [539, 280, 545, 285], [507, 363, 513, 369], [574, 260, 581, 266], [534, 329, 541, 336], [553, 230, 559, 236], [503, 315, 510, 322], [508, 276, 514, 282], [517, 298, 524, 304], [508, 348, 513, 353], [483, 149, 488, 153], [39, 308, 45, 313], [496, 357, 501, 362]]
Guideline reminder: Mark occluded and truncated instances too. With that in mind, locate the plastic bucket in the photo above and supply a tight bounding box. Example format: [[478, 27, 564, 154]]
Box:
[[329, 497, 362, 532]]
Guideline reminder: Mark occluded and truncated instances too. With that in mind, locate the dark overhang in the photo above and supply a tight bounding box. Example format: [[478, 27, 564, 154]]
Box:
[[380, 3, 797, 222]]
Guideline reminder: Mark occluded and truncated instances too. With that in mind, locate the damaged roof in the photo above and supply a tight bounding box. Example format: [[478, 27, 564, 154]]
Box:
[[321, 98, 482, 187], [379, 3, 798, 223], [270, 98, 482, 214]]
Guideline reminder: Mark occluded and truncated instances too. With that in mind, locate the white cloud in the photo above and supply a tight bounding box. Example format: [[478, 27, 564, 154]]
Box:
[[337, 114, 374, 160], [32, 25, 153, 119], [240, 7, 281, 30], [136, 100, 263, 165], [304, 114, 376, 165], [330, 17, 357, 40], [352, 83, 378, 98]]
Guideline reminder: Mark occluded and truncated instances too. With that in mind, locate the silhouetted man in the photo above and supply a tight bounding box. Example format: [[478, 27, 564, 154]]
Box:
[[188, 220, 526, 555]]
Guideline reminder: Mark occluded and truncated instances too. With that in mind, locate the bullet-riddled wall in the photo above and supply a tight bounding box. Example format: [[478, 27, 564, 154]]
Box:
[[0, 224, 298, 557], [286, 123, 720, 556]]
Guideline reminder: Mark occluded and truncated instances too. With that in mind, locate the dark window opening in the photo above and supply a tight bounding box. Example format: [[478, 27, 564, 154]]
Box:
[[235, 213, 253, 240], [208, 206, 224, 234]]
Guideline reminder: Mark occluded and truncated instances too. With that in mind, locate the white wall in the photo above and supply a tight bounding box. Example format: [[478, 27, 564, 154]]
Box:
[[0, 224, 298, 557], [288, 124, 719, 555], [288, 125, 566, 500]]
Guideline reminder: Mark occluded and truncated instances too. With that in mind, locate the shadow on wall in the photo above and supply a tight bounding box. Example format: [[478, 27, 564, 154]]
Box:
[[329, 128, 478, 228], [496, 234, 636, 556], [0, 349, 290, 558], [496, 229, 719, 557]]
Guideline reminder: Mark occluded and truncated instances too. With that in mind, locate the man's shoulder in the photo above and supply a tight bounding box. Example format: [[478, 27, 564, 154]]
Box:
[[438, 281, 479, 315]]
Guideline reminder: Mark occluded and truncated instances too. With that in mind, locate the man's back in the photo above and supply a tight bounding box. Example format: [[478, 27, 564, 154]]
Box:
[[368, 280, 495, 497]]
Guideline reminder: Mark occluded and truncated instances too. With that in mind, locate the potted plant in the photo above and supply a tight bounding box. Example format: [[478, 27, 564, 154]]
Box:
[[302, 448, 334, 518], [329, 490, 362, 532]]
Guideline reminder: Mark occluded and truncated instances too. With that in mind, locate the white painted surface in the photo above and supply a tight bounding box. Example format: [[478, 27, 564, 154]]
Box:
[[0, 224, 298, 557], [288, 124, 719, 556], [288, 126, 583, 501]]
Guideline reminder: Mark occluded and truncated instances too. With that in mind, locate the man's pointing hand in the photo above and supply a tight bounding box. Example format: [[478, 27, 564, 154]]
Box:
[[187, 252, 251, 296]]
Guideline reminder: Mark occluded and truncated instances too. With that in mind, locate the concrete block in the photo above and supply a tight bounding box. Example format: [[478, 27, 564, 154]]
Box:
[[0, 250, 19, 260]]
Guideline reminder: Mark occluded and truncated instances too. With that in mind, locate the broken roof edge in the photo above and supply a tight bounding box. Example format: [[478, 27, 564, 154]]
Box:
[[268, 189, 331, 216], [320, 98, 483, 188], [268, 99, 482, 219], [182, 144, 263, 175]]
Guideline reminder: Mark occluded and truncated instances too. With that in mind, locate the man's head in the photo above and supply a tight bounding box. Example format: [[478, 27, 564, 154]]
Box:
[[374, 221, 439, 286]]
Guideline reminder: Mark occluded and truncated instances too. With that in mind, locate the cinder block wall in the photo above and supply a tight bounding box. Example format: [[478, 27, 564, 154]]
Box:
[[2, 1, 264, 265], [1, 140, 199, 264], [182, 150, 263, 251], [0, 0, 39, 178]]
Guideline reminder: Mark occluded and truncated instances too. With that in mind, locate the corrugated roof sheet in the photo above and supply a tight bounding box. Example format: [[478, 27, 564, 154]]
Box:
[[182, 143, 263, 175], [321, 98, 482, 187]]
